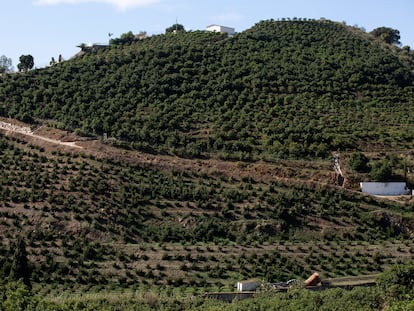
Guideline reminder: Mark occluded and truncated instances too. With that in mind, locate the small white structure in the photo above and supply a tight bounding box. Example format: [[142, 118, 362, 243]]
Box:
[[237, 279, 260, 292], [206, 24, 235, 35], [360, 182, 410, 196], [78, 43, 108, 53]]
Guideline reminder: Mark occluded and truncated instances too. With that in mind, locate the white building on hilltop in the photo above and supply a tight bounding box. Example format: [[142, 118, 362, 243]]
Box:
[[206, 24, 235, 35]]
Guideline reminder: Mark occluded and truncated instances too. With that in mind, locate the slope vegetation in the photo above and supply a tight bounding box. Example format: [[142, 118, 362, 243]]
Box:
[[0, 130, 413, 291], [1, 19, 414, 161], [0, 19, 413, 304]]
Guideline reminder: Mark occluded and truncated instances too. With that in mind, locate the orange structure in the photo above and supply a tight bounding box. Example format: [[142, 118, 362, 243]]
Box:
[[304, 272, 321, 286]]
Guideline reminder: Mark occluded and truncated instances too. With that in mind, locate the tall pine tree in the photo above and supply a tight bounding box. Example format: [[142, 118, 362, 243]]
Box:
[[9, 237, 31, 288]]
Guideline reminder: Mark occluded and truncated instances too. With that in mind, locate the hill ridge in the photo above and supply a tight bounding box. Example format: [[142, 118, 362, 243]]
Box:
[[1, 19, 414, 161]]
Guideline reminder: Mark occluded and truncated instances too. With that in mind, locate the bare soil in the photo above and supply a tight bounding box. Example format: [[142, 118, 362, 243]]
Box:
[[0, 118, 336, 187], [1, 117, 412, 208]]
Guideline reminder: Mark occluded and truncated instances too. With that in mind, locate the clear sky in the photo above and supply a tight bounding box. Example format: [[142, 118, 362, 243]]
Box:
[[2, 0, 414, 68]]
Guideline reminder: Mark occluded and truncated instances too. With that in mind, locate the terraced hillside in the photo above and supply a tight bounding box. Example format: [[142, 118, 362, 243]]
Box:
[[0, 129, 413, 294], [0, 18, 413, 309], [1, 19, 414, 160]]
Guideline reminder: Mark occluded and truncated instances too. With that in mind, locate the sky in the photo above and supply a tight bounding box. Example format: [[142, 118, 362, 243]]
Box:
[[2, 0, 414, 68]]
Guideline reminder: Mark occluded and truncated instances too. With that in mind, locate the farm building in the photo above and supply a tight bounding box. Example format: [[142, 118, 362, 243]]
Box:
[[206, 24, 235, 35], [237, 279, 260, 292], [78, 43, 108, 53], [360, 182, 410, 196]]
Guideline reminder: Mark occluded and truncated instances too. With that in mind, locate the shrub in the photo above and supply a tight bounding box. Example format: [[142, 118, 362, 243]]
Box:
[[1, 280, 39, 310], [377, 262, 414, 298], [370, 160, 393, 181], [349, 152, 370, 173]]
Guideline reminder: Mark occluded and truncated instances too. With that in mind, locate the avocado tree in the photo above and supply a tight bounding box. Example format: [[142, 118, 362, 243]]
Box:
[[370, 27, 401, 45], [370, 159, 393, 181], [0, 55, 12, 73], [110, 31, 136, 45], [378, 263, 414, 298], [165, 23, 185, 34], [17, 55, 34, 72], [349, 152, 370, 173]]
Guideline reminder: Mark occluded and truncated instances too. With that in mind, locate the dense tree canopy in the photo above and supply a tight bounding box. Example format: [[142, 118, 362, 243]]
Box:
[[17, 54, 34, 72], [0, 19, 414, 160], [370, 27, 401, 45], [165, 23, 185, 33], [0, 55, 12, 73], [378, 262, 414, 298], [0, 19, 413, 308], [110, 31, 136, 45], [370, 159, 393, 181], [349, 152, 370, 173]]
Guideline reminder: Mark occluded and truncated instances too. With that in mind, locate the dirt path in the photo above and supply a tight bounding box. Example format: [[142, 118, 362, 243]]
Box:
[[0, 121, 82, 149], [0, 119, 338, 186]]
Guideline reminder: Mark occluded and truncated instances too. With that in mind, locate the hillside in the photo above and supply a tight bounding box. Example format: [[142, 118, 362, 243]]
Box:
[[0, 18, 413, 309], [1, 19, 414, 161], [0, 123, 413, 291]]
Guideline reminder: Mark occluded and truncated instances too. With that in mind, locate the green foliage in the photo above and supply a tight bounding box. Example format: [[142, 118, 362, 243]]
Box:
[[0, 243, 412, 310], [1, 19, 414, 159], [165, 23, 185, 33], [110, 31, 137, 45], [371, 27, 401, 45], [370, 159, 393, 181], [0, 133, 411, 290], [191, 287, 385, 311], [17, 55, 34, 72], [349, 152, 370, 172], [377, 262, 414, 298], [386, 299, 414, 311], [0, 55, 12, 73], [1, 15, 414, 293], [0, 280, 39, 311]]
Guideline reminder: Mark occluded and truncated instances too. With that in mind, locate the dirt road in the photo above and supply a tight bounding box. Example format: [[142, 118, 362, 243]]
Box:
[[0, 118, 339, 187], [0, 121, 82, 149]]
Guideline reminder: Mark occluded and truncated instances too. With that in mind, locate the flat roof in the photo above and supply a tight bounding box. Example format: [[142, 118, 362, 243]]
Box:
[[206, 24, 234, 29], [237, 279, 260, 284]]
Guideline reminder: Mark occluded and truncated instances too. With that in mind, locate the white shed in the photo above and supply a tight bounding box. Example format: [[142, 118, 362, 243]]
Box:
[[237, 279, 260, 292], [360, 182, 409, 196], [206, 24, 235, 35]]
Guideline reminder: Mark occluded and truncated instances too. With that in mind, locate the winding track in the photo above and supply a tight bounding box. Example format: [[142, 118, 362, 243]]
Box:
[[0, 121, 82, 149], [0, 119, 340, 189]]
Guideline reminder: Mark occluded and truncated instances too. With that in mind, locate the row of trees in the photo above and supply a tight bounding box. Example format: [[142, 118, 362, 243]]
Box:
[[370, 26, 401, 45], [1, 20, 413, 160], [0, 124, 412, 293], [0, 54, 34, 73], [348, 152, 395, 181], [0, 23, 402, 74], [348, 151, 413, 184], [0, 130, 410, 247], [108, 22, 183, 46], [0, 261, 411, 309]]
